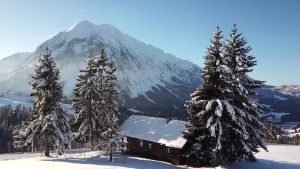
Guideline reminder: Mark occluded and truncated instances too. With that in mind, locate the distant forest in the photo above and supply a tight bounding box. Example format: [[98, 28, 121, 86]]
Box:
[[0, 105, 31, 153]]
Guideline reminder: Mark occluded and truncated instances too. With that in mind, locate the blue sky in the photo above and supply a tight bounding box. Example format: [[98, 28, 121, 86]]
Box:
[[0, 0, 299, 86]]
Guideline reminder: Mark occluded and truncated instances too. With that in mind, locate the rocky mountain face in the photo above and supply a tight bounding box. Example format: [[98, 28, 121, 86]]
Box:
[[0, 20, 201, 119]]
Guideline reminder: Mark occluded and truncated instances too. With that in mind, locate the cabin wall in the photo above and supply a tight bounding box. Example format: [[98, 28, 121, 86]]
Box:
[[125, 137, 182, 165]]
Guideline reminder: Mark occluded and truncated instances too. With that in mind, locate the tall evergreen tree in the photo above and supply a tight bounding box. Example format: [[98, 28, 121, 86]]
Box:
[[103, 61, 118, 138], [95, 50, 119, 162], [185, 26, 267, 164], [93, 50, 119, 139], [73, 56, 101, 147], [184, 27, 230, 164], [73, 49, 119, 158], [222, 25, 267, 161], [14, 50, 72, 156]]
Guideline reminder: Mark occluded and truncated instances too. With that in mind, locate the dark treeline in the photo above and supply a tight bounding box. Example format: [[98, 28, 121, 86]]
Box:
[[264, 122, 300, 145], [0, 105, 31, 153]]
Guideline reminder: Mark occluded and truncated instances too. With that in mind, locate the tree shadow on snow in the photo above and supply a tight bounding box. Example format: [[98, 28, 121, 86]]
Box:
[[41, 154, 181, 169], [226, 159, 300, 169]]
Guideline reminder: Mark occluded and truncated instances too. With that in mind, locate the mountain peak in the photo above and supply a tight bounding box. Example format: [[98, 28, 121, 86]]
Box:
[[66, 20, 120, 34], [60, 20, 125, 46], [66, 20, 96, 32]]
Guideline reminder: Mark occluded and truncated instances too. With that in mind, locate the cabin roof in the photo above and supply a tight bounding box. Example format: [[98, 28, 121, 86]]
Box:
[[118, 115, 187, 148]]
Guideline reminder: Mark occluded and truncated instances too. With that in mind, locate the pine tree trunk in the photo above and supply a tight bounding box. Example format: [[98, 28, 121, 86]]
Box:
[[109, 133, 113, 162], [90, 140, 94, 151], [44, 138, 50, 157], [109, 147, 112, 162]]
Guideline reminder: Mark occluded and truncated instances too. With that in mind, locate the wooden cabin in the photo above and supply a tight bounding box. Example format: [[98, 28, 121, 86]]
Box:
[[118, 115, 187, 165]]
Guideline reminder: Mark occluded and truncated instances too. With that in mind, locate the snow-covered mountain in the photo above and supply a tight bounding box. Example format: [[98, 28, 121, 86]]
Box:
[[257, 85, 300, 122], [0, 20, 200, 118], [0, 52, 32, 81]]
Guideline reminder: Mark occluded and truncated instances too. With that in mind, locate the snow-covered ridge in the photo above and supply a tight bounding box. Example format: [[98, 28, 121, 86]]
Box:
[[0, 93, 32, 108], [44, 20, 196, 71], [41, 20, 199, 97], [0, 20, 200, 114], [272, 85, 300, 97], [0, 52, 32, 74], [263, 112, 290, 123], [0, 93, 75, 116], [273, 95, 288, 101]]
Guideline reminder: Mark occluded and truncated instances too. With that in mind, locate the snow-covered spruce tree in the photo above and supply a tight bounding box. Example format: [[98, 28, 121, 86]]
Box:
[[222, 25, 267, 162], [13, 121, 31, 151], [73, 49, 119, 158], [184, 27, 230, 165], [73, 56, 101, 148], [93, 49, 119, 162], [17, 50, 72, 156]]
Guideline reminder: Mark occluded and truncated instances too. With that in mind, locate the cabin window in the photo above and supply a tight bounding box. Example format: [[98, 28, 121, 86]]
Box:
[[148, 143, 152, 149], [139, 140, 143, 147], [166, 147, 171, 153]]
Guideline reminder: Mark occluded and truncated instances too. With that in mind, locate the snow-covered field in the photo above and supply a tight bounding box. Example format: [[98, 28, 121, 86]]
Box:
[[0, 145, 300, 169], [0, 150, 197, 169], [227, 144, 300, 169]]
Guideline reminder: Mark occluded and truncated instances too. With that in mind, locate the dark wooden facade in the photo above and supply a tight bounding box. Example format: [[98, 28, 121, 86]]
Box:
[[118, 115, 209, 167], [124, 136, 185, 165]]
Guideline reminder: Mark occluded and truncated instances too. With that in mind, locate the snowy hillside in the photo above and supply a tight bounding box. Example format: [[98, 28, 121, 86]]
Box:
[[0, 93, 32, 108], [0, 52, 32, 81], [0, 93, 76, 116], [272, 85, 300, 97], [263, 112, 290, 123], [0, 52, 31, 74], [0, 145, 300, 169], [257, 85, 300, 122], [0, 20, 200, 116]]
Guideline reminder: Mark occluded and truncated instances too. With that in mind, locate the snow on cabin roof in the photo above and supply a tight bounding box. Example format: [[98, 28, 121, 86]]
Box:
[[118, 115, 187, 149]]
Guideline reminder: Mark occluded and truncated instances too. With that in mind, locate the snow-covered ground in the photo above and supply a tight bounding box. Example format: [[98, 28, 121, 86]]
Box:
[[0, 145, 300, 169], [0, 149, 200, 169], [226, 144, 300, 169]]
